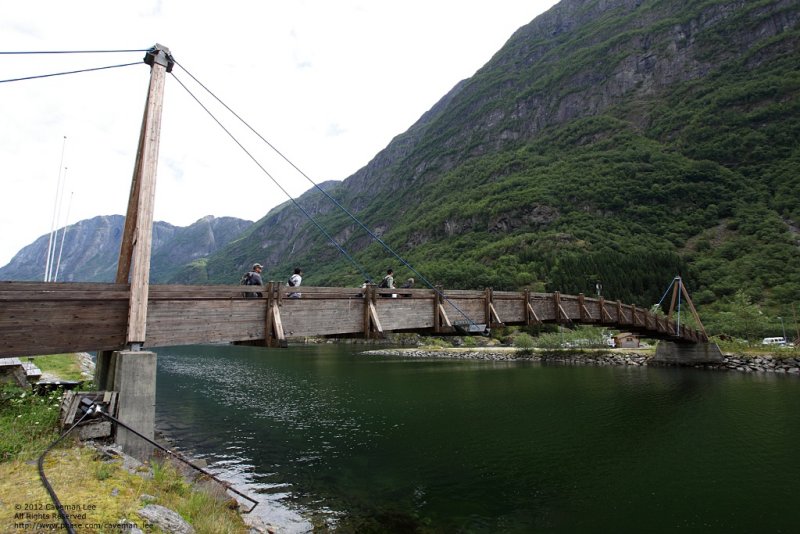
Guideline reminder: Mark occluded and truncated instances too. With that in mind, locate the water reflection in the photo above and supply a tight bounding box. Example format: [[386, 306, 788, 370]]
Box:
[[155, 344, 800, 533]]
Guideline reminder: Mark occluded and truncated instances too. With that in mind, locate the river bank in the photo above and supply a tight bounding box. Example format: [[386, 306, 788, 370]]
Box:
[[0, 353, 264, 534], [360, 346, 800, 375]]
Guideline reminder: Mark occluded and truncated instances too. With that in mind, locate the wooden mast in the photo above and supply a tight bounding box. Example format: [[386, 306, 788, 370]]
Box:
[[117, 44, 173, 347], [666, 276, 708, 340]]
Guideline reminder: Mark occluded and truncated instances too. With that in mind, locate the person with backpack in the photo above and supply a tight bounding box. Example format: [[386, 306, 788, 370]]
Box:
[[379, 268, 394, 289], [378, 268, 395, 297], [288, 267, 303, 298], [241, 263, 264, 298]]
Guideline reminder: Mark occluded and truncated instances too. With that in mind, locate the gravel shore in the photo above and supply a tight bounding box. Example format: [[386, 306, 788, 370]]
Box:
[[360, 347, 800, 375]]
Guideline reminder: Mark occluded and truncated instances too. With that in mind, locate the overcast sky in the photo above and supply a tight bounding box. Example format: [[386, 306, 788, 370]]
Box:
[[1, 0, 559, 269]]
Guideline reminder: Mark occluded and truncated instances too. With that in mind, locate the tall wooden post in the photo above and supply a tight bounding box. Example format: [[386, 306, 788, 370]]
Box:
[[119, 44, 173, 346], [96, 44, 172, 390]]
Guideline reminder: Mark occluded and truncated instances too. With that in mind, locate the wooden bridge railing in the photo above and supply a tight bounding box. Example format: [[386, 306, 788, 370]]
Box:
[[0, 281, 706, 358]]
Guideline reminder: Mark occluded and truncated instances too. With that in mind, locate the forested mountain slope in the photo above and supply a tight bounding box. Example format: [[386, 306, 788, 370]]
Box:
[[189, 0, 798, 336]]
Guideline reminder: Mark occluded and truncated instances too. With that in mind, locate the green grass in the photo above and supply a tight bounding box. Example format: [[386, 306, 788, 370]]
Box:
[[32, 353, 85, 381], [0, 384, 63, 462]]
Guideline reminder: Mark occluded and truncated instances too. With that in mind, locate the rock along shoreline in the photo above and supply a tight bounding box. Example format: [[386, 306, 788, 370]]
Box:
[[360, 347, 800, 375]]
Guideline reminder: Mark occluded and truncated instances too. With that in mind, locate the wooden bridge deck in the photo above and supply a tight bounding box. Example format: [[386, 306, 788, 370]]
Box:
[[0, 281, 706, 358]]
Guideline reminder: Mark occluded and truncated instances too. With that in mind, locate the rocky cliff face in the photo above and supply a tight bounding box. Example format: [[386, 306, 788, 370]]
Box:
[[0, 215, 252, 282], [204, 0, 798, 283]]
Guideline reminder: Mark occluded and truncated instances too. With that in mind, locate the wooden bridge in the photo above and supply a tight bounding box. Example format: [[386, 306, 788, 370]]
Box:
[[0, 280, 706, 359]]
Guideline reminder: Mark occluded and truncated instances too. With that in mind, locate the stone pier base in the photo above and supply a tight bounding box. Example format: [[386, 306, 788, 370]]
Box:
[[111, 350, 157, 461], [653, 341, 724, 365]]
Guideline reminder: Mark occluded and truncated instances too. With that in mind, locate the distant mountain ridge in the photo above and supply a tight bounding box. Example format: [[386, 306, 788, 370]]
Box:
[[0, 215, 252, 282]]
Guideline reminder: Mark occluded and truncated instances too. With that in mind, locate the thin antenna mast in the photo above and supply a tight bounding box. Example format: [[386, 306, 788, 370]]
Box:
[[53, 191, 74, 282], [45, 136, 67, 281], [47, 166, 68, 281]]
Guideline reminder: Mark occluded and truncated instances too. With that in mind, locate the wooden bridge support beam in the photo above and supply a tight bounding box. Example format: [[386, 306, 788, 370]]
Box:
[[524, 290, 541, 326], [484, 288, 503, 328], [553, 292, 570, 323], [598, 297, 613, 323], [266, 282, 286, 347], [434, 286, 452, 334], [363, 284, 384, 339]]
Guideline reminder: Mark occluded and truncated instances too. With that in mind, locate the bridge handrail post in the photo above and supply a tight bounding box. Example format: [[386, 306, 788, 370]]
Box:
[[363, 283, 375, 339], [265, 281, 274, 347], [553, 291, 561, 323], [264, 281, 275, 347], [484, 287, 492, 327], [434, 285, 443, 334], [578, 293, 586, 322], [524, 289, 531, 326]]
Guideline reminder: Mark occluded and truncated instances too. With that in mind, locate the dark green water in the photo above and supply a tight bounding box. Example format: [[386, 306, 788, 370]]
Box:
[[154, 344, 800, 533]]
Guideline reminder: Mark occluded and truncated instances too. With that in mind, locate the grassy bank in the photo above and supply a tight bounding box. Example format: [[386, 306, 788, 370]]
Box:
[[33, 353, 85, 381], [0, 354, 249, 533]]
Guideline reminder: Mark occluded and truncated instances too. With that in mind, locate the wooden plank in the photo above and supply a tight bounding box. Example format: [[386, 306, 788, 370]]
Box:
[[488, 303, 503, 325], [368, 301, 383, 334], [438, 303, 452, 328], [271, 301, 286, 343]]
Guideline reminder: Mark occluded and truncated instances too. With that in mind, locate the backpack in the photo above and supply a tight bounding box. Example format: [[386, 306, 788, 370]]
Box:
[[240, 272, 256, 285], [378, 276, 389, 288], [288, 276, 296, 287]]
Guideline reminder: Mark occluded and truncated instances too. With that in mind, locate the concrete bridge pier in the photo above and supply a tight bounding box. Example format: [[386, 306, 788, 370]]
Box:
[[653, 341, 724, 365], [97, 350, 156, 460]]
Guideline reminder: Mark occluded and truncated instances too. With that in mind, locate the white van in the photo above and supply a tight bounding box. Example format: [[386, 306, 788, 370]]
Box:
[[761, 337, 787, 345]]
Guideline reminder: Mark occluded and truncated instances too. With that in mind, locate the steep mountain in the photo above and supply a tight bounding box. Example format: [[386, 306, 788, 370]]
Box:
[[0, 215, 252, 282], [187, 0, 799, 328]]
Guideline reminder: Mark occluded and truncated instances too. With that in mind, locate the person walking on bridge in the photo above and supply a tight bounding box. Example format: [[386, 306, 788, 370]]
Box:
[[288, 267, 303, 298], [379, 269, 395, 289], [379, 268, 395, 298], [242, 263, 264, 298]]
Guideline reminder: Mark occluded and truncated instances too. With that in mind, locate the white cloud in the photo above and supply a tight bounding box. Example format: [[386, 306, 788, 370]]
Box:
[[0, 0, 558, 268]]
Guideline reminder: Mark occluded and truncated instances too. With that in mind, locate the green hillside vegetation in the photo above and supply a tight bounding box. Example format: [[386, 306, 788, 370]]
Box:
[[176, 0, 799, 341]]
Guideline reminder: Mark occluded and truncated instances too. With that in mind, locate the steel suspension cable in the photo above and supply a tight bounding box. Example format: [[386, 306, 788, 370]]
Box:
[[170, 72, 373, 283], [172, 61, 481, 328], [655, 277, 677, 308], [173, 61, 426, 280], [0, 48, 149, 55], [0, 62, 141, 84]]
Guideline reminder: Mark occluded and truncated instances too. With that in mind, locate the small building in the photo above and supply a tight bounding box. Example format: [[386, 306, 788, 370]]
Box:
[[613, 332, 640, 349]]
